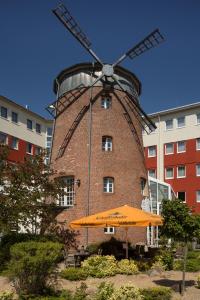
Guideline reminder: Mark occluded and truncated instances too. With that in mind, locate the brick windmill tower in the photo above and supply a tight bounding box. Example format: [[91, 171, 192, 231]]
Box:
[[48, 4, 164, 245]]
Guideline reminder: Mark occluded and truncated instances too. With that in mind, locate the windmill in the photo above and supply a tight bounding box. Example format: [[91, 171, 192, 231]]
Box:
[[48, 3, 164, 245]]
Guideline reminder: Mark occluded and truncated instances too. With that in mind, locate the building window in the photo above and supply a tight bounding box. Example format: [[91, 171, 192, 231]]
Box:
[[35, 147, 41, 155], [11, 137, 18, 150], [148, 146, 156, 157], [36, 123, 41, 134], [177, 116, 185, 128], [196, 138, 200, 150], [177, 165, 186, 178], [165, 167, 174, 179], [148, 169, 156, 178], [177, 191, 186, 202], [0, 132, 8, 145], [165, 143, 174, 155], [0, 106, 8, 119], [11, 111, 18, 123], [26, 143, 33, 154], [103, 177, 114, 193], [27, 119, 33, 130], [165, 119, 173, 130], [104, 227, 115, 234], [196, 164, 200, 176], [177, 141, 186, 153], [101, 97, 111, 109], [59, 176, 75, 207], [197, 113, 200, 125], [140, 177, 147, 196], [196, 191, 200, 203], [102, 136, 112, 151], [47, 127, 53, 136]]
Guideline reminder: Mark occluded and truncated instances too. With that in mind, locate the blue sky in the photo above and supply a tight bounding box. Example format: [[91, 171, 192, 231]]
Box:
[[1, 0, 200, 118]]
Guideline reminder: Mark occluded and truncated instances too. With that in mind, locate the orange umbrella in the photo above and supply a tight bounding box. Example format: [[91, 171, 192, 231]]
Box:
[[70, 205, 163, 258]]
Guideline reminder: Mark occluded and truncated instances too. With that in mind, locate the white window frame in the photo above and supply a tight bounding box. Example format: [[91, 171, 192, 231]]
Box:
[[148, 169, 156, 178], [177, 116, 185, 128], [165, 119, 173, 131], [0, 106, 8, 119], [101, 97, 111, 109], [102, 136, 112, 151], [196, 164, 200, 177], [59, 176, 75, 207], [177, 191, 186, 203], [165, 143, 174, 155], [103, 177, 114, 193], [196, 113, 200, 125], [165, 167, 174, 179], [36, 123, 41, 134], [11, 111, 18, 124], [26, 142, 33, 155], [177, 165, 186, 178], [196, 190, 200, 203], [27, 119, 33, 130], [148, 146, 156, 157], [177, 141, 186, 153], [196, 138, 200, 151], [0, 132, 8, 145], [104, 227, 115, 234], [11, 137, 19, 150]]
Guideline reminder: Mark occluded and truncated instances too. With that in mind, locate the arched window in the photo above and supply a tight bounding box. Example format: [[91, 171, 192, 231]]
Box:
[[59, 176, 75, 207], [102, 136, 112, 151], [101, 96, 111, 109], [103, 177, 114, 193]]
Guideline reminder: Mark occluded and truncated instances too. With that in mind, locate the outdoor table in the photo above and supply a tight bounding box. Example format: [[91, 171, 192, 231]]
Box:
[[74, 252, 90, 266]]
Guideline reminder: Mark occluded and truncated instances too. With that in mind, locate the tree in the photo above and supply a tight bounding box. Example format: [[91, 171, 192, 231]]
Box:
[[161, 199, 200, 295], [0, 144, 63, 234]]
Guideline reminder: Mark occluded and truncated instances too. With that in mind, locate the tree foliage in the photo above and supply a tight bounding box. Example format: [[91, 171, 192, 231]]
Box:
[[0, 145, 63, 234], [161, 199, 200, 242]]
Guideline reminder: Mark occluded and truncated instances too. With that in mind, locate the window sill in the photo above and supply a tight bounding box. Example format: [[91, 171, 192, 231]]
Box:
[[177, 151, 186, 154], [177, 176, 186, 179], [0, 116, 9, 121], [177, 126, 186, 129], [165, 177, 174, 180], [165, 152, 174, 155], [11, 121, 20, 126], [27, 128, 34, 132]]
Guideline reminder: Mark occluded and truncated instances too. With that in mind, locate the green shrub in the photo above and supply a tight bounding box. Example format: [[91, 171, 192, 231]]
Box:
[[60, 267, 88, 281], [141, 287, 172, 300], [0, 291, 14, 300], [187, 251, 200, 259], [0, 233, 59, 271], [86, 243, 100, 255], [117, 259, 139, 275], [151, 258, 166, 272], [94, 282, 114, 300], [8, 241, 63, 295], [173, 258, 200, 272], [82, 255, 117, 278], [109, 284, 143, 300], [136, 260, 151, 272]]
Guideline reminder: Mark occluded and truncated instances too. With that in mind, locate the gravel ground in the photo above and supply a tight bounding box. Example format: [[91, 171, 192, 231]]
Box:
[[1, 271, 200, 299]]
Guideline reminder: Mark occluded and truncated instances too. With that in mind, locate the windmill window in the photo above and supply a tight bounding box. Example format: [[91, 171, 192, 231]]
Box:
[[103, 177, 114, 193], [101, 97, 111, 109], [104, 227, 115, 234], [102, 136, 112, 151], [59, 176, 75, 207]]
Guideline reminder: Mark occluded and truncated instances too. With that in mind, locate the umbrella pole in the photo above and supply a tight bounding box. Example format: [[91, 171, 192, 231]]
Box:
[[125, 227, 128, 259]]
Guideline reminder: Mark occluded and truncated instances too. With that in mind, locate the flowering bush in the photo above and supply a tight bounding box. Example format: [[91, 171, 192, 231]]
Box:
[[60, 267, 88, 281], [151, 258, 166, 272], [82, 255, 117, 278], [0, 292, 14, 300], [108, 284, 143, 300], [94, 282, 115, 300], [117, 259, 139, 275]]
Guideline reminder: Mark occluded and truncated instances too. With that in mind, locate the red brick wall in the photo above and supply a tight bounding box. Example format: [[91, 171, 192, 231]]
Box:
[[51, 87, 148, 246]]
